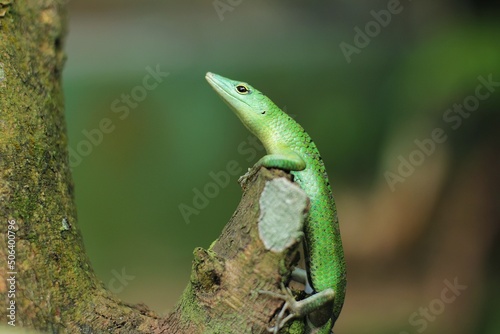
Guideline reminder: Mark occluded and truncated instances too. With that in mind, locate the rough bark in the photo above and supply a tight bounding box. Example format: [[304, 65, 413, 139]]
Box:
[[0, 1, 157, 332], [161, 168, 308, 334], [0, 2, 307, 333]]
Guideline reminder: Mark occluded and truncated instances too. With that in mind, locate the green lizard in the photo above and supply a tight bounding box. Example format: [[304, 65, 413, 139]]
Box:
[[205, 72, 346, 334]]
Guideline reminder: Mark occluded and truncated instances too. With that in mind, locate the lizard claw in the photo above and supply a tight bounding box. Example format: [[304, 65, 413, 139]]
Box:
[[238, 166, 261, 189], [258, 283, 300, 333]]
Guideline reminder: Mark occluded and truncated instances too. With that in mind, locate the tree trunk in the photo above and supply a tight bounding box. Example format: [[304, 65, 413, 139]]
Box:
[[0, 2, 306, 333]]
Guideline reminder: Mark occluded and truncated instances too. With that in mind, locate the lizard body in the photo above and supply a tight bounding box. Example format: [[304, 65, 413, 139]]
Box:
[[206, 72, 346, 333]]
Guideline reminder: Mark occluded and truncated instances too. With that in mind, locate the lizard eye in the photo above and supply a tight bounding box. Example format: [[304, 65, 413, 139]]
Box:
[[236, 84, 249, 94]]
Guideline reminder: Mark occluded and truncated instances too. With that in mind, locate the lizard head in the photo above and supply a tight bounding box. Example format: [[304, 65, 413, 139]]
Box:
[[205, 72, 277, 139]]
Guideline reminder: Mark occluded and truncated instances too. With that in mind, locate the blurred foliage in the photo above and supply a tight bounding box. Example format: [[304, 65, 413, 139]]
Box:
[[63, 1, 499, 333]]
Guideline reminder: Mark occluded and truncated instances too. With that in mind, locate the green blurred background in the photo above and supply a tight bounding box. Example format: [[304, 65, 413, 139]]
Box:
[[64, 1, 500, 333]]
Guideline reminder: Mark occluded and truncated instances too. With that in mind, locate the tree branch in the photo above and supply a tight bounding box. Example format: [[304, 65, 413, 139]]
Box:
[[163, 168, 308, 333], [0, 1, 158, 332]]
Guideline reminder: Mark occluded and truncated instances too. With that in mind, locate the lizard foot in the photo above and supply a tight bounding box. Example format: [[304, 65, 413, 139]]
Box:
[[238, 165, 261, 190], [259, 283, 336, 334], [258, 282, 302, 334]]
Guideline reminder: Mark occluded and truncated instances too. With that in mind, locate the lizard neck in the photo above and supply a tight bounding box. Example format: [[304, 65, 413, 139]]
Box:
[[251, 105, 291, 155]]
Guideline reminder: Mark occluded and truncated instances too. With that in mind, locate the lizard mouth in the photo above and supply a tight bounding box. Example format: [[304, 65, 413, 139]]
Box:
[[205, 72, 251, 109], [205, 72, 225, 94]]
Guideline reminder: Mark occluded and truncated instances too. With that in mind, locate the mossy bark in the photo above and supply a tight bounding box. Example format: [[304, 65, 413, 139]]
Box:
[[0, 4, 305, 333], [0, 0, 157, 332]]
